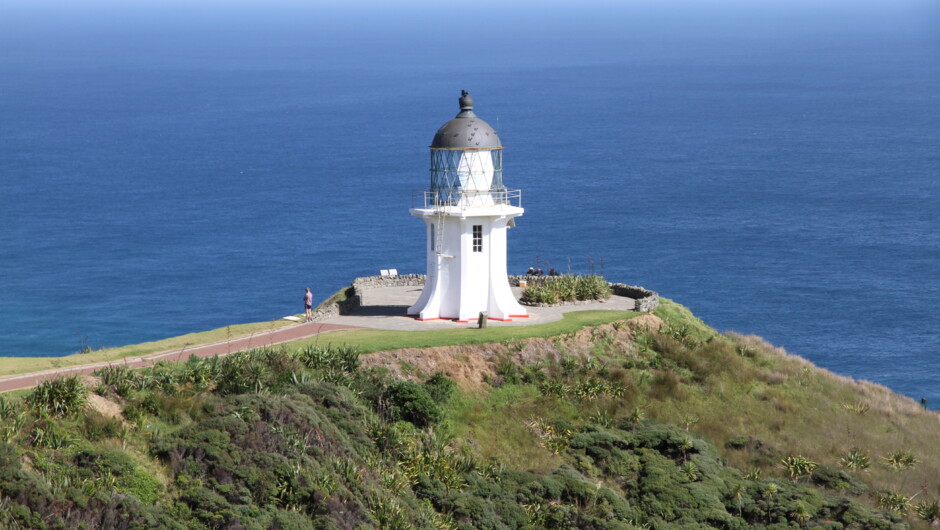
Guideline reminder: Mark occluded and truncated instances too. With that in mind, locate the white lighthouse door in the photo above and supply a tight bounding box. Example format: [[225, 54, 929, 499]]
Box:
[[454, 219, 489, 320]]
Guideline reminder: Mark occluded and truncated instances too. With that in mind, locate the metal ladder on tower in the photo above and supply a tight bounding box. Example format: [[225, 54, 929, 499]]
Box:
[[434, 191, 454, 259]]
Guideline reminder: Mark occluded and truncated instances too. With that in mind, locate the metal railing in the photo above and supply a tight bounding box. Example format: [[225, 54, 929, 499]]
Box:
[[411, 188, 522, 209]]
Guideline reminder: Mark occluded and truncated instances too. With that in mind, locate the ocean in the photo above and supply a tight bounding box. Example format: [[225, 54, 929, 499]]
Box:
[[1, 1, 938, 407]]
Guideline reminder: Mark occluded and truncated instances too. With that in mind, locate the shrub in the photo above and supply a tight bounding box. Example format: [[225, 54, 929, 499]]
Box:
[[297, 344, 360, 373], [882, 450, 917, 471], [95, 365, 146, 396], [725, 436, 759, 450], [26, 376, 88, 418], [574, 275, 611, 301], [546, 274, 578, 302], [0, 395, 15, 420], [878, 491, 911, 513], [781, 455, 818, 482], [840, 449, 871, 471], [123, 402, 144, 423], [915, 501, 940, 525], [494, 358, 521, 385], [521, 285, 557, 305], [521, 275, 612, 304], [383, 381, 442, 427], [139, 392, 160, 415], [811, 465, 868, 495], [29, 422, 73, 449], [423, 373, 456, 404]]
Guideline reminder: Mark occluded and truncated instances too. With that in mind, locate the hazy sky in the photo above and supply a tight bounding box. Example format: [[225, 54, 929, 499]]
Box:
[[3, 0, 937, 74]]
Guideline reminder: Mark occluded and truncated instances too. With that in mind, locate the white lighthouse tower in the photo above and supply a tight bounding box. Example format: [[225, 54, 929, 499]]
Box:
[[408, 91, 527, 322]]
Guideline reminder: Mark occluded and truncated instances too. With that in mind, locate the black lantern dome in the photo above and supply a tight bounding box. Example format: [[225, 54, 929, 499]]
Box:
[[430, 91, 501, 149]]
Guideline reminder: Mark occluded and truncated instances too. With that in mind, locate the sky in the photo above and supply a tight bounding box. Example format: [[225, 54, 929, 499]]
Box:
[[3, 0, 937, 76]]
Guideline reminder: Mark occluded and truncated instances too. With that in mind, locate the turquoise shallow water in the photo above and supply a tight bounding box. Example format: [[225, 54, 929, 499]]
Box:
[[1, 1, 938, 406]]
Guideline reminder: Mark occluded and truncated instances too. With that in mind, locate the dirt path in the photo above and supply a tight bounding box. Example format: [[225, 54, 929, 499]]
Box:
[[0, 321, 359, 394]]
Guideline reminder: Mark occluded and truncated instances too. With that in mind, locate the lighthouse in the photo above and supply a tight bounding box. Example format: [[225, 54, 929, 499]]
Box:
[[407, 91, 527, 322]]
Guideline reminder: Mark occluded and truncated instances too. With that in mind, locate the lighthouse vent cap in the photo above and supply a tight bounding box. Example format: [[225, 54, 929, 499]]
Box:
[[430, 90, 501, 149], [459, 90, 473, 110]]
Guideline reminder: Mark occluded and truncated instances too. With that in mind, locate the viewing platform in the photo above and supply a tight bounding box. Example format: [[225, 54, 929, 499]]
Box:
[[311, 274, 658, 331]]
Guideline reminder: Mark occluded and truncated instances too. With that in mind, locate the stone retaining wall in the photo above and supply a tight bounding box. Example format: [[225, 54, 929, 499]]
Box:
[[309, 286, 359, 322], [610, 283, 660, 312], [352, 274, 426, 291], [311, 274, 658, 321], [311, 274, 426, 321]]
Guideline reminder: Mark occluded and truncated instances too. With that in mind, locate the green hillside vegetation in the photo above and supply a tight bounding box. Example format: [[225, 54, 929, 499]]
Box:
[[1, 299, 938, 529]]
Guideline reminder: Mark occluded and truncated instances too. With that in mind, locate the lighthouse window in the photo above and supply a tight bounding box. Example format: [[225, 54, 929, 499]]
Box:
[[472, 225, 482, 252], [430, 224, 435, 251]]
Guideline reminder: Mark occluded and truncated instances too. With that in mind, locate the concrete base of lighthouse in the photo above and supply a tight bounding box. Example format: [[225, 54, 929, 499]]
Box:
[[407, 205, 527, 322]]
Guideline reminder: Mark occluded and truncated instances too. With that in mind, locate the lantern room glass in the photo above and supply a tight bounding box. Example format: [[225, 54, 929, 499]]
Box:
[[429, 148, 504, 207]]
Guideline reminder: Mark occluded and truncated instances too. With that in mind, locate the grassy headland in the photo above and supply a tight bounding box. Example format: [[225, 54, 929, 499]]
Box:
[[0, 298, 938, 528]]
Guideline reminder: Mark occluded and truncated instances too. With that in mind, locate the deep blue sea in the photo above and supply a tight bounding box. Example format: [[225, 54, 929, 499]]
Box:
[[1, 1, 938, 406]]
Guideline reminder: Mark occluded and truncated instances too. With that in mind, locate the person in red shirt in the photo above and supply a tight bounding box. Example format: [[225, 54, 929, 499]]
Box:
[[304, 288, 313, 322]]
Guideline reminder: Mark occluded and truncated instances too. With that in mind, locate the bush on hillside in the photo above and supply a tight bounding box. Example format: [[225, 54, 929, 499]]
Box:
[[383, 381, 442, 427], [26, 376, 88, 418], [424, 372, 456, 404]]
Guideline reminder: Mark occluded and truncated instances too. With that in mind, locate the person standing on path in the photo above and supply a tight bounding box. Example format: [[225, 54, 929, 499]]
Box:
[[304, 288, 313, 322]]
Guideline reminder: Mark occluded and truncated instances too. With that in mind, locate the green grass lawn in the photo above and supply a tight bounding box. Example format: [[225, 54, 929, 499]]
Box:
[[285, 310, 640, 353]]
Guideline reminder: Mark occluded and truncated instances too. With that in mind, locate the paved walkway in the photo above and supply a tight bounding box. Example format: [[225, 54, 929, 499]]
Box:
[[0, 286, 635, 394]]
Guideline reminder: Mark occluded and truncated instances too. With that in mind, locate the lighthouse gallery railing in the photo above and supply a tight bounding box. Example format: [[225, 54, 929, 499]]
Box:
[[411, 188, 522, 210]]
